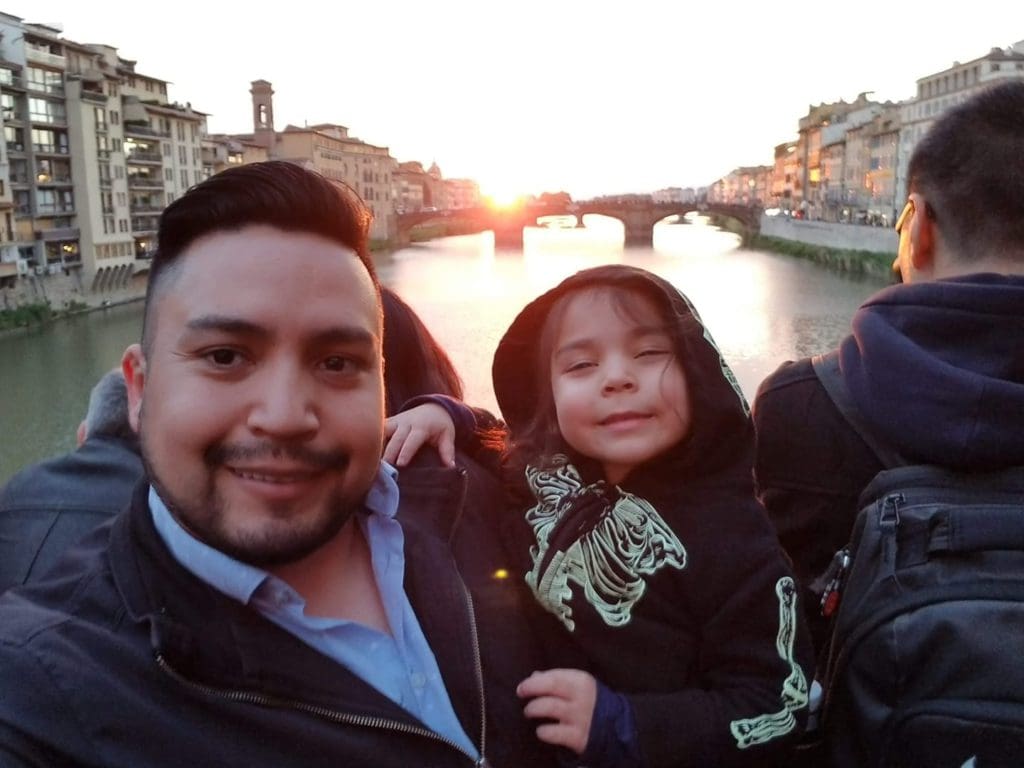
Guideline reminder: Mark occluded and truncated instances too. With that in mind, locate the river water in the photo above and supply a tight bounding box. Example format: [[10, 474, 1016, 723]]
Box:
[[0, 215, 888, 484]]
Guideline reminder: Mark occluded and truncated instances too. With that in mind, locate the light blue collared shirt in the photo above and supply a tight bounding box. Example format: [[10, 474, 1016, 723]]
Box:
[[150, 464, 476, 757]]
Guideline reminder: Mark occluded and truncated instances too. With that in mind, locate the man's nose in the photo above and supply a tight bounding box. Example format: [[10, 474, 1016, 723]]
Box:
[[247, 363, 319, 438]]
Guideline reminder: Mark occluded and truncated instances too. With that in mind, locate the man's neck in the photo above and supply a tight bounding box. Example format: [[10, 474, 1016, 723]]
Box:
[[269, 519, 390, 633]]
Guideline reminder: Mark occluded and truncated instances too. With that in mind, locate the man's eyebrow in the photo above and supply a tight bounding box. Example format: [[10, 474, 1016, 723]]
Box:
[[184, 315, 268, 336], [181, 316, 377, 347]]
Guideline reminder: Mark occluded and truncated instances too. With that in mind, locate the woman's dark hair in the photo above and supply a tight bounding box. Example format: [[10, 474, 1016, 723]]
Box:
[[142, 161, 374, 350], [381, 287, 464, 415], [907, 80, 1024, 262]]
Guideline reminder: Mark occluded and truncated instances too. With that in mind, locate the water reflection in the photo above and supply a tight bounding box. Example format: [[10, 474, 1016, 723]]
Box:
[[0, 217, 886, 483]]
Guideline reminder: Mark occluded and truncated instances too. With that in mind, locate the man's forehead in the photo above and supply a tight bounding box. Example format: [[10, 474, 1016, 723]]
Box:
[[150, 227, 381, 334]]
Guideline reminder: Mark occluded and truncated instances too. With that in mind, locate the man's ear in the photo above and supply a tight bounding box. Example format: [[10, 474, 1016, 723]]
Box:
[[908, 193, 936, 274], [122, 344, 146, 434]]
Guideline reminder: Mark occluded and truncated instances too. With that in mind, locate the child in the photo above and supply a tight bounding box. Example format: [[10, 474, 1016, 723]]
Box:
[[387, 264, 814, 767]]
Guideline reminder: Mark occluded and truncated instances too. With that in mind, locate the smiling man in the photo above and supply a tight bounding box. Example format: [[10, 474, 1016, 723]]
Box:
[[0, 162, 550, 768]]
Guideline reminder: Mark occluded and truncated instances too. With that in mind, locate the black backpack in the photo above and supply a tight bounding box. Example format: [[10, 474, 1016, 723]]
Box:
[[811, 351, 1024, 768]]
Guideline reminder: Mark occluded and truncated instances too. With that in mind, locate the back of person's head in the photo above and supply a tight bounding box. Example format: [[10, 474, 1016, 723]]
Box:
[[81, 369, 135, 443], [142, 161, 374, 351], [381, 287, 464, 415], [907, 80, 1024, 263]]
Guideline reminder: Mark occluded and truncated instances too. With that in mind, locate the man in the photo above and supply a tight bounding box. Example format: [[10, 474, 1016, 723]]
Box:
[[0, 161, 550, 767], [752, 81, 1024, 653], [0, 369, 143, 592]]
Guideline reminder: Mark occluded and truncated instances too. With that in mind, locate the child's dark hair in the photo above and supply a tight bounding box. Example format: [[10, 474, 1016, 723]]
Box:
[[142, 161, 374, 352]]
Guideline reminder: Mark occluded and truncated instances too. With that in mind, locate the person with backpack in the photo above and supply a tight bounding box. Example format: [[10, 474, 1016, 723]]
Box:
[[752, 80, 1024, 766]]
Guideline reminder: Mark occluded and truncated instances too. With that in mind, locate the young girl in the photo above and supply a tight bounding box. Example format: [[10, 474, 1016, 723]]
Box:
[[388, 264, 814, 767]]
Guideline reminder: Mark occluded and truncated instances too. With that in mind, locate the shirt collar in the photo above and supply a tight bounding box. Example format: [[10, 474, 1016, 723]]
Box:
[[149, 462, 400, 605]]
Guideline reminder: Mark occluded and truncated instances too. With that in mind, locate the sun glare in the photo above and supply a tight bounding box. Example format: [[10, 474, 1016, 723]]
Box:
[[483, 187, 527, 210]]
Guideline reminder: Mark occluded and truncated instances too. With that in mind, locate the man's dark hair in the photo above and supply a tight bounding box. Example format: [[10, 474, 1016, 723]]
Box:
[[142, 161, 375, 349], [908, 80, 1024, 262]]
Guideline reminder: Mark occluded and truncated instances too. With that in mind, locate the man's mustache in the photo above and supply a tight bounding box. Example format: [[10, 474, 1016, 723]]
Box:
[[204, 442, 349, 471]]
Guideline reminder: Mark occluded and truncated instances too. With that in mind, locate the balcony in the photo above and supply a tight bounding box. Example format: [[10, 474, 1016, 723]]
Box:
[[36, 175, 73, 186], [131, 217, 159, 234], [124, 122, 171, 139], [130, 202, 163, 213], [126, 151, 162, 165], [80, 88, 107, 105], [0, 74, 26, 91], [94, 121, 108, 133], [26, 47, 66, 70], [35, 205, 76, 216], [29, 114, 68, 128], [33, 144, 71, 156], [6, 142, 25, 154], [127, 176, 163, 189]]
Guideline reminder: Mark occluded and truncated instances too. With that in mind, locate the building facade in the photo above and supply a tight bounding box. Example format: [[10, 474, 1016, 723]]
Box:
[[0, 12, 207, 304]]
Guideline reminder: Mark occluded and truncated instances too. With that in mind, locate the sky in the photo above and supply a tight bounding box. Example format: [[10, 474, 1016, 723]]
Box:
[[13, 1, 1024, 199]]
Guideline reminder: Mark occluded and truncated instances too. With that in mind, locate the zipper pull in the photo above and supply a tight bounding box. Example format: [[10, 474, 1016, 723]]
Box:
[[819, 548, 850, 618]]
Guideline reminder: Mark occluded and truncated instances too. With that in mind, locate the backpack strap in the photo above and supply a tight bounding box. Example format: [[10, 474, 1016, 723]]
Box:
[[811, 351, 906, 469]]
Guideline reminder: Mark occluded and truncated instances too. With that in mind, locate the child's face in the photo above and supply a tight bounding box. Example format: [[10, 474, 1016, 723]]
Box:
[[548, 288, 691, 485]]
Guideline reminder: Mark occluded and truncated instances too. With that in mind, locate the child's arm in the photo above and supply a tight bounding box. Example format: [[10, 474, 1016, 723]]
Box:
[[384, 403, 457, 467], [382, 394, 483, 467], [518, 669, 642, 768], [624, 505, 816, 768]]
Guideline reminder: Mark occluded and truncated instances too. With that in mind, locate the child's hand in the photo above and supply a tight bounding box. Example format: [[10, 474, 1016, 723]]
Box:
[[517, 668, 597, 755], [383, 404, 456, 467]]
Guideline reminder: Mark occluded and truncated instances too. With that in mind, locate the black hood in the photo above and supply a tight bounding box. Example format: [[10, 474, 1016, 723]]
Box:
[[492, 264, 753, 484], [838, 273, 1024, 469]]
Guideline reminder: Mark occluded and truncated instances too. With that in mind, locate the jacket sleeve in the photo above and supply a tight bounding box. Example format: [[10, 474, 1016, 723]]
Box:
[[0, 640, 93, 767], [626, 502, 816, 768], [751, 362, 881, 654]]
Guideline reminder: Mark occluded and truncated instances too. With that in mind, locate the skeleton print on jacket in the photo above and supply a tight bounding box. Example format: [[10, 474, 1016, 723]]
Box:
[[524, 456, 687, 632]]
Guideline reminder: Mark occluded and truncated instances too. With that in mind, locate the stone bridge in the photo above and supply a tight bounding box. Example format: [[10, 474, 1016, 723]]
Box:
[[396, 201, 761, 248]]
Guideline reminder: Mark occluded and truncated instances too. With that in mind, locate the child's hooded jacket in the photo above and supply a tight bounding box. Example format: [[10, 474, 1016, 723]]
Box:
[[492, 265, 815, 768]]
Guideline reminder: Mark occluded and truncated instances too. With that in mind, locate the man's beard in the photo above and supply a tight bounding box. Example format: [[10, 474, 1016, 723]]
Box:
[[141, 434, 361, 568]]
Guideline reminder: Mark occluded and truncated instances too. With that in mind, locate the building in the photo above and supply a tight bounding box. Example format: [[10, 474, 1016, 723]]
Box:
[[0, 12, 207, 303], [770, 141, 798, 211], [896, 41, 1024, 203], [652, 187, 696, 204], [201, 133, 268, 179], [223, 81, 395, 241], [443, 177, 480, 209]]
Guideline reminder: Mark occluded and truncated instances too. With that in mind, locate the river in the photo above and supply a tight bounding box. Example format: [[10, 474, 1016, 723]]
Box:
[[0, 215, 887, 484]]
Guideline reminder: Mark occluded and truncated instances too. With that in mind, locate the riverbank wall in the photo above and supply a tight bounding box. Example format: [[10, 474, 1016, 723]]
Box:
[[754, 215, 896, 278]]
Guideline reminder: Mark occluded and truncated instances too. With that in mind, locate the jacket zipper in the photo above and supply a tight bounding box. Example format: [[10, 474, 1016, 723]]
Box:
[[450, 466, 489, 765], [155, 654, 485, 765]]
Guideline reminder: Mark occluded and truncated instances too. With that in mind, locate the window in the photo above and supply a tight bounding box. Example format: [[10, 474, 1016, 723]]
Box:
[[28, 98, 66, 124], [26, 67, 63, 95], [110, 109, 120, 125], [112, 138, 122, 153], [165, 168, 173, 181], [115, 165, 124, 179], [119, 219, 128, 232], [177, 123, 185, 141], [179, 145, 187, 164], [163, 142, 171, 157], [94, 106, 107, 130], [181, 169, 188, 188], [1, 92, 16, 121]]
